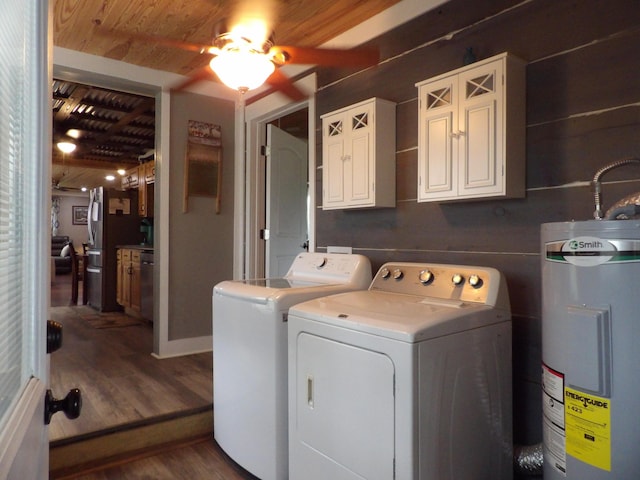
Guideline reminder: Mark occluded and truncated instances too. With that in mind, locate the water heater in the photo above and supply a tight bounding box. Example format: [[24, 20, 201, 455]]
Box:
[[541, 220, 640, 479]]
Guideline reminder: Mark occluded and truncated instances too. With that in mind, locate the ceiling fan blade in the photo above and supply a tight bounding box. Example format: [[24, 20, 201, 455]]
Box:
[[169, 65, 220, 92], [264, 69, 307, 102], [94, 26, 216, 54], [271, 45, 379, 67]]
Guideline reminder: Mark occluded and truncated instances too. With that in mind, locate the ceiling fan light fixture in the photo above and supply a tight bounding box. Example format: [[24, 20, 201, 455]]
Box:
[[56, 141, 76, 154], [209, 49, 275, 93]]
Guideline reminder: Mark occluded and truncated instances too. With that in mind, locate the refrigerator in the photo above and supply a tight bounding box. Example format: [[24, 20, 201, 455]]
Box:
[[86, 187, 142, 312]]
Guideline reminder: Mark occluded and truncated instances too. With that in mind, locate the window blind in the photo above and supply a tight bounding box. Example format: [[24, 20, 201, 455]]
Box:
[[0, 0, 39, 429]]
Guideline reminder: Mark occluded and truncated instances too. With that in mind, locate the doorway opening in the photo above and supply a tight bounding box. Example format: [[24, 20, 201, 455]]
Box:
[[50, 75, 211, 446], [262, 108, 310, 277]]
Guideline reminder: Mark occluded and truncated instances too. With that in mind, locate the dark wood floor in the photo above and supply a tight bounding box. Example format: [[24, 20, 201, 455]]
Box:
[[49, 273, 213, 440]]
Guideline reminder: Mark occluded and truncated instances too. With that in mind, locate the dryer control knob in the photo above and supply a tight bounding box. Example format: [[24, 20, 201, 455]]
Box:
[[315, 257, 327, 268], [469, 274, 482, 288], [392, 268, 404, 280], [418, 270, 434, 285], [379, 267, 391, 279], [452, 273, 464, 285]]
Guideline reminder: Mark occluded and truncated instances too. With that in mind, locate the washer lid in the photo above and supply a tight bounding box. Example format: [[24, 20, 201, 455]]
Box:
[[213, 278, 344, 305], [289, 290, 510, 342], [237, 278, 323, 289]]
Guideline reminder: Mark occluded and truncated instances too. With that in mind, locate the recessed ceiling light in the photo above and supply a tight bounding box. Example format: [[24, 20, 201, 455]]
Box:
[[117, 168, 126, 176], [105, 175, 116, 181], [81, 187, 87, 192]]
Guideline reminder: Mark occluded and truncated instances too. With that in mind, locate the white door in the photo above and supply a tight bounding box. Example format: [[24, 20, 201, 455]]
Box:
[[0, 1, 51, 478], [265, 125, 308, 277]]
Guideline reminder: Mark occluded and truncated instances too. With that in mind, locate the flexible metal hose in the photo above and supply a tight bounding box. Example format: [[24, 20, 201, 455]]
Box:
[[592, 157, 640, 219], [513, 442, 543, 476]]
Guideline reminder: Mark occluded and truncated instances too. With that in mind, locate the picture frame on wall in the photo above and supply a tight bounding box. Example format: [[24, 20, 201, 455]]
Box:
[[183, 120, 223, 214], [72, 205, 88, 225]]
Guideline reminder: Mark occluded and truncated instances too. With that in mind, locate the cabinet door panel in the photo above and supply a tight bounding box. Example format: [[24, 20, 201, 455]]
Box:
[[349, 130, 372, 203], [122, 250, 131, 306], [461, 100, 496, 193], [421, 112, 455, 197], [116, 250, 123, 305], [324, 138, 345, 205], [130, 256, 141, 312]]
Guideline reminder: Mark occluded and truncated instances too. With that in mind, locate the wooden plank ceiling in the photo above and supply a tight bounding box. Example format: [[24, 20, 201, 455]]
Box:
[[51, 0, 403, 191]]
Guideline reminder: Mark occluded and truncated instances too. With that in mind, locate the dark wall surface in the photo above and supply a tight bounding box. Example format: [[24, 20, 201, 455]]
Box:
[[313, 0, 640, 446]]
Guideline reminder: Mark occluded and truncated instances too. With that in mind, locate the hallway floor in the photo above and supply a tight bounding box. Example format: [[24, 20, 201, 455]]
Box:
[[49, 273, 212, 440]]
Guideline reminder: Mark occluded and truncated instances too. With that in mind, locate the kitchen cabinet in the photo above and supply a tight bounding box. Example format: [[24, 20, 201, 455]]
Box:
[[122, 161, 154, 217], [415, 52, 526, 202], [121, 166, 139, 190], [117, 248, 142, 314], [321, 97, 396, 210]]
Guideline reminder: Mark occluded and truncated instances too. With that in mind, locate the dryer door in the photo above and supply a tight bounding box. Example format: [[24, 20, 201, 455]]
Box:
[[291, 333, 395, 480]]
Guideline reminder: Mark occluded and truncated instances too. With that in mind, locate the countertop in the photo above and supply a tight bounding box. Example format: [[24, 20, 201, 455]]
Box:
[[117, 245, 154, 252]]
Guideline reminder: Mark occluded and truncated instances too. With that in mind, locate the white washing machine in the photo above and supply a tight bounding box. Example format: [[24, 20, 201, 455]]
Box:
[[288, 262, 513, 480], [212, 252, 372, 480]]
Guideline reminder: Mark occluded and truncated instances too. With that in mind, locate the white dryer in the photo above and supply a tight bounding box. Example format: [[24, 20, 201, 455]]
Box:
[[212, 252, 372, 480], [288, 262, 513, 480]]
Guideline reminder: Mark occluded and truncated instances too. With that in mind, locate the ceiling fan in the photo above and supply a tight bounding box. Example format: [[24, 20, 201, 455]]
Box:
[[94, 14, 379, 101], [52, 178, 83, 192]]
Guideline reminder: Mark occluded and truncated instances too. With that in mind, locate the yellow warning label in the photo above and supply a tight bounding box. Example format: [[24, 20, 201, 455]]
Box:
[[564, 387, 611, 471]]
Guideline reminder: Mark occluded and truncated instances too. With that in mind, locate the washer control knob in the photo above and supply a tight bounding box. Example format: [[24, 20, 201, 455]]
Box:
[[469, 274, 482, 288], [379, 267, 391, 279], [452, 273, 464, 285], [392, 268, 404, 280], [418, 269, 434, 285], [315, 257, 327, 268]]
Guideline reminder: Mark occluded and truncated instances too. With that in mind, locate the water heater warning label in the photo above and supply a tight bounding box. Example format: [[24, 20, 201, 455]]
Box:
[[542, 364, 566, 475], [565, 387, 611, 471]]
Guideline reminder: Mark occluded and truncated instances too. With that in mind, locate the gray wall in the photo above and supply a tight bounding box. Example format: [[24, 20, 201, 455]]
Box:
[[53, 193, 90, 248], [313, 0, 640, 446], [169, 92, 235, 340]]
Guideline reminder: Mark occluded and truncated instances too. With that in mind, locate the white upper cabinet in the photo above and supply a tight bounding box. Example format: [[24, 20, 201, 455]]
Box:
[[416, 52, 526, 202], [322, 98, 396, 210]]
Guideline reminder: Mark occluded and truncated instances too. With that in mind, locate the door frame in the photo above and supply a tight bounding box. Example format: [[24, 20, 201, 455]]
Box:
[[237, 73, 316, 280]]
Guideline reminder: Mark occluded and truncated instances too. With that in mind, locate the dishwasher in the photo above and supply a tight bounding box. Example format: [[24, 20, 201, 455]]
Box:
[[140, 251, 154, 322]]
